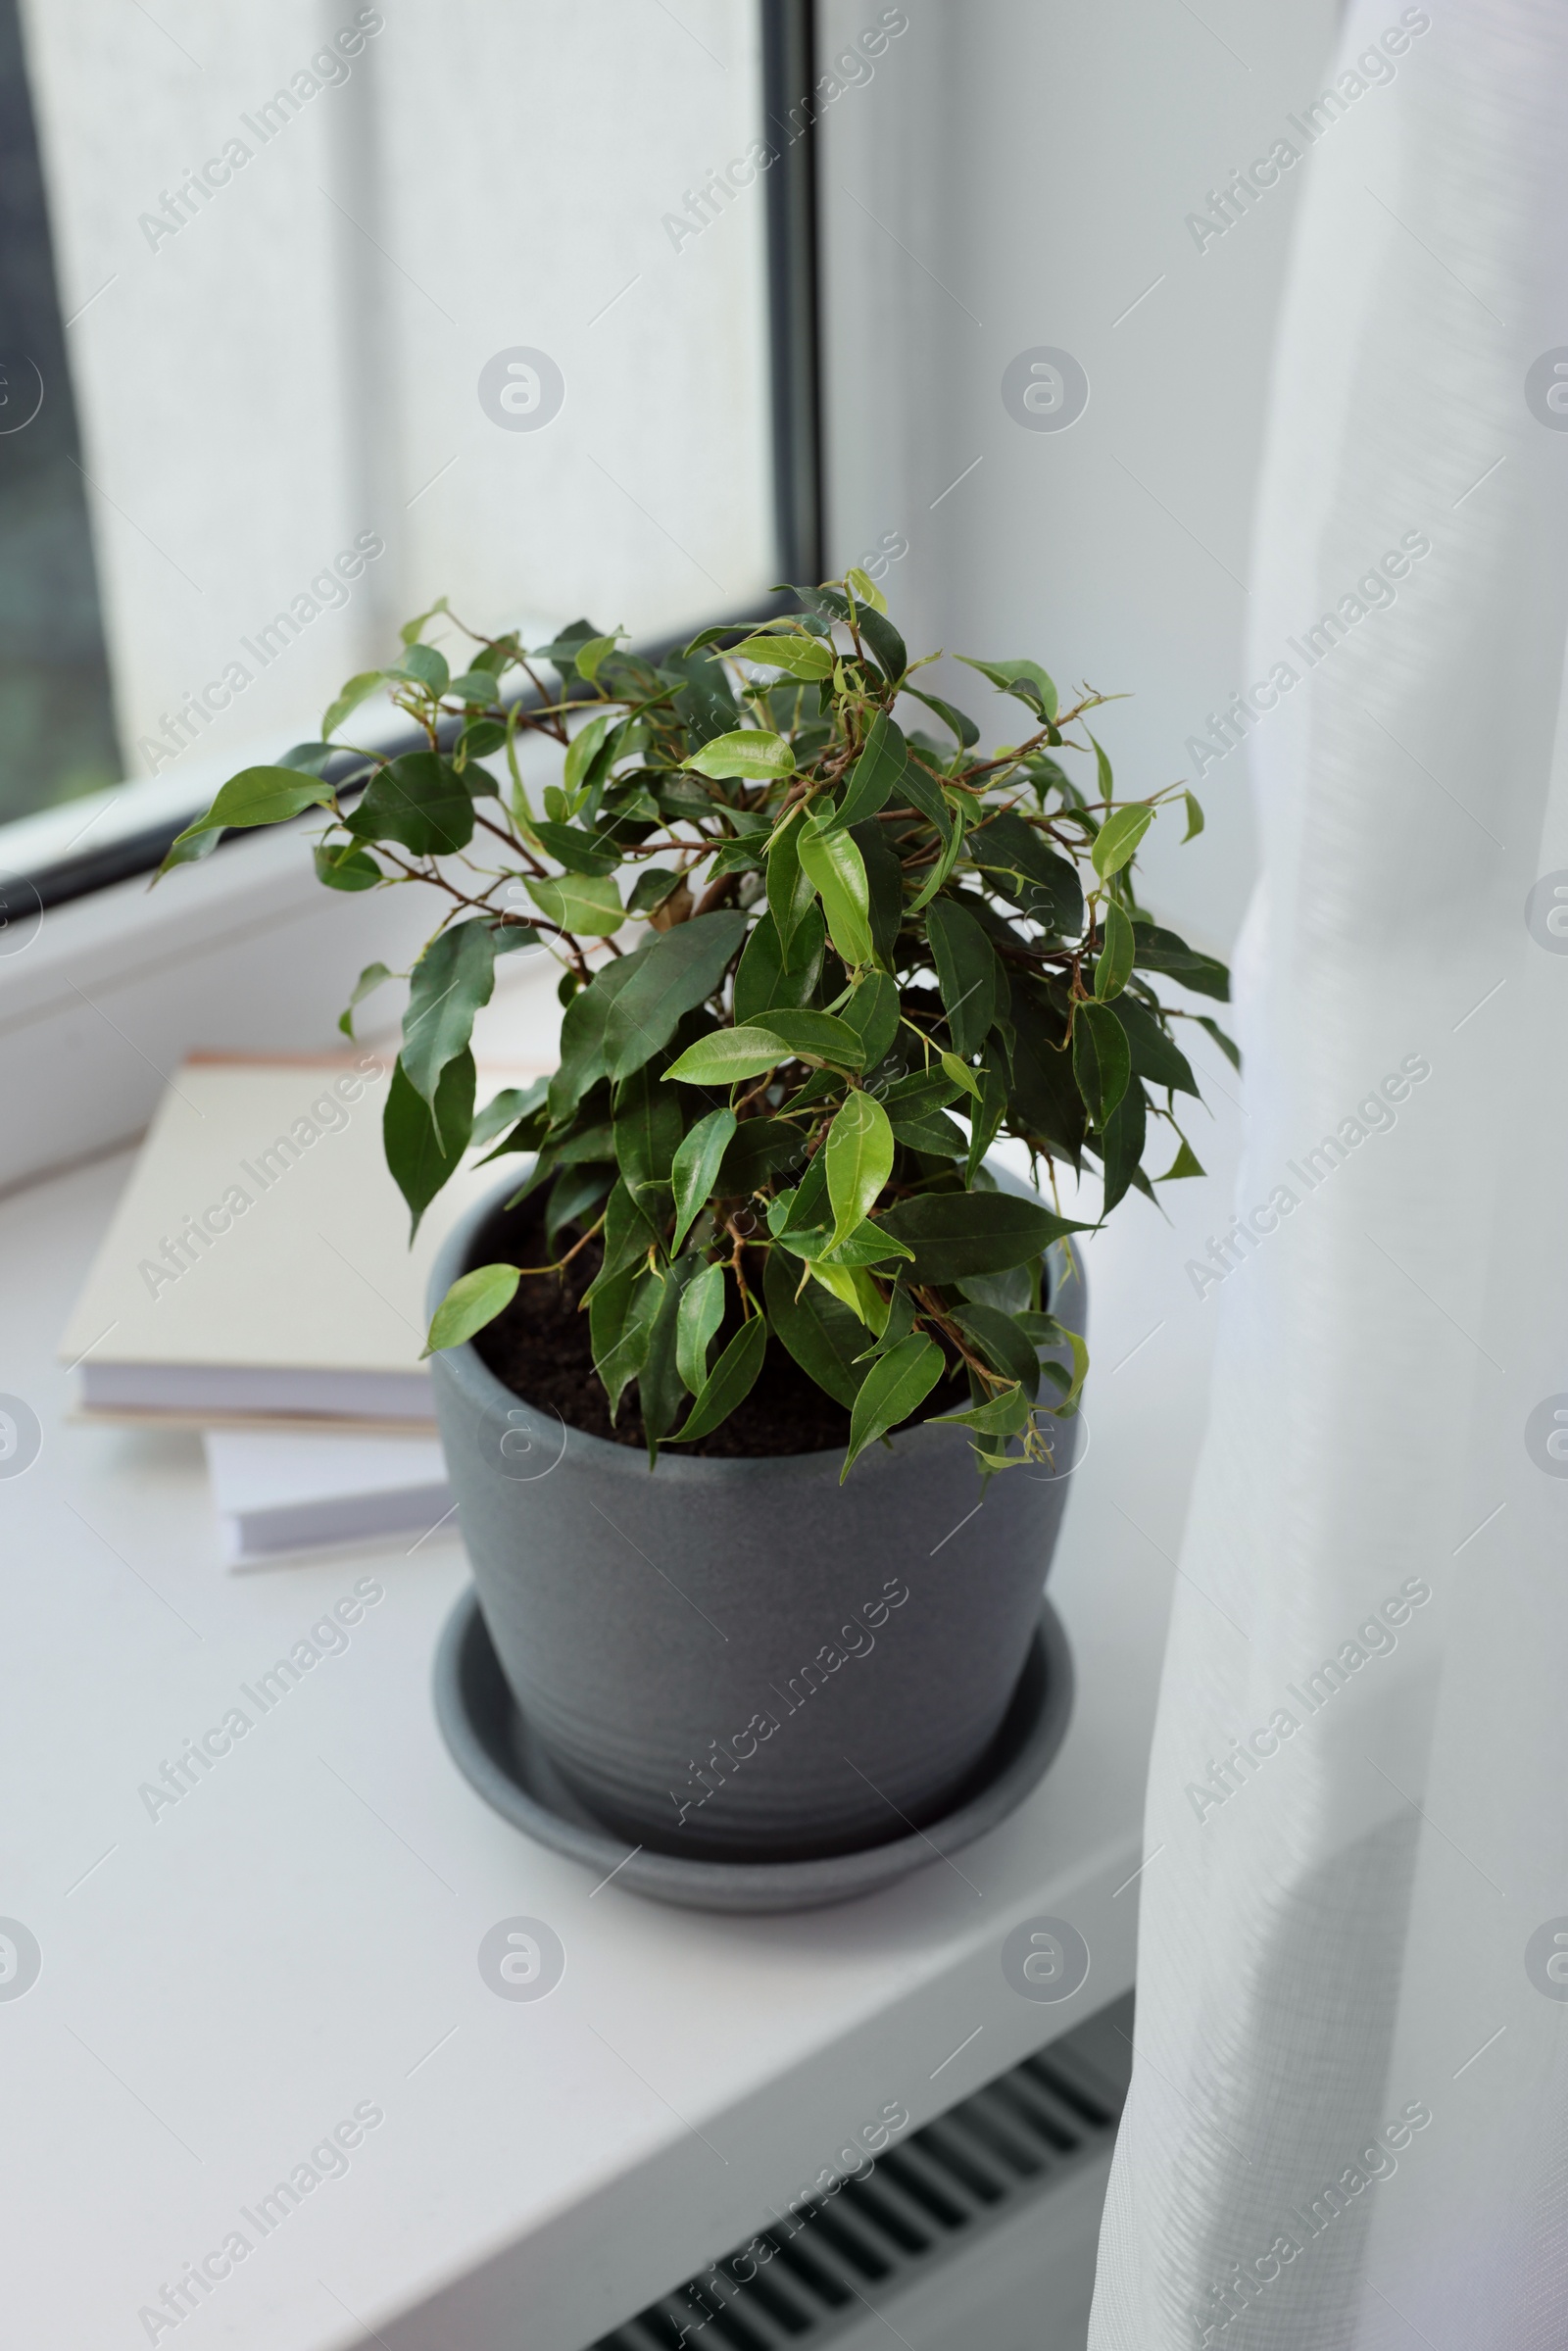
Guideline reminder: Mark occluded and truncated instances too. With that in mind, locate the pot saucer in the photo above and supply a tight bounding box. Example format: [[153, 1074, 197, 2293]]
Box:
[[432, 1586, 1074, 1914]]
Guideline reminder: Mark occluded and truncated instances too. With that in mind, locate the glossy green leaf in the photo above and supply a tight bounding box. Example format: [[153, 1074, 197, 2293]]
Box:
[[1109, 995, 1199, 1096], [1194, 1013, 1242, 1070], [844, 565, 887, 612], [423, 1261, 520, 1356], [714, 1116, 804, 1197], [402, 920, 498, 1106], [671, 1107, 736, 1249], [668, 1313, 768, 1445], [663, 1025, 793, 1085], [1130, 922, 1231, 1002], [564, 713, 613, 800], [675, 1259, 726, 1393], [1158, 1134, 1206, 1180], [530, 819, 619, 876], [383, 1050, 474, 1239], [612, 1060, 685, 1200], [637, 1253, 703, 1459], [686, 728, 796, 781], [798, 817, 873, 968], [393, 643, 449, 696], [763, 1248, 866, 1408], [761, 1007, 866, 1067], [842, 1336, 946, 1481], [931, 1381, 1031, 1438], [857, 607, 907, 684], [603, 909, 749, 1079], [346, 752, 473, 857], [926, 898, 997, 1057], [315, 842, 381, 892], [832, 712, 906, 831], [1094, 900, 1135, 1002], [1097, 1080, 1147, 1215], [951, 1302, 1040, 1397], [582, 1177, 664, 1299], [825, 1091, 894, 1249], [940, 1050, 981, 1100], [471, 1077, 550, 1154], [732, 904, 826, 1025], [337, 959, 396, 1040], [727, 631, 835, 680], [322, 669, 387, 738], [1072, 1000, 1131, 1124], [161, 766, 336, 871], [1182, 789, 1204, 841], [888, 1104, 966, 1156], [877, 1190, 1087, 1283], [967, 811, 1083, 935], [842, 971, 901, 1069], [765, 811, 815, 955], [548, 948, 648, 1123], [574, 632, 622, 682], [591, 1264, 658, 1420], [955, 656, 1057, 721], [903, 687, 979, 749], [525, 870, 624, 935], [1090, 804, 1153, 881]]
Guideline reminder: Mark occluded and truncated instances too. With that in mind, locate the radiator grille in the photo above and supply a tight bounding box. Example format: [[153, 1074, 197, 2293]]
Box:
[[591, 1994, 1132, 2351]]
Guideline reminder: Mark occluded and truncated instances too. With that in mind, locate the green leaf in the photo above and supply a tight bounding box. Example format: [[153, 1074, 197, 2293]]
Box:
[[346, 752, 474, 857], [1072, 1000, 1132, 1124], [402, 921, 498, 1106], [882, 1067, 962, 1113], [926, 898, 997, 1057], [1109, 996, 1199, 1095], [1097, 1080, 1146, 1214], [955, 656, 1057, 722], [530, 819, 619, 876], [951, 1302, 1040, 1397], [393, 643, 450, 696], [842, 971, 902, 1069], [760, 1008, 867, 1068], [842, 1336, 946, 1481], [384, 1051, 474, 1239], [447, 669, 502, 706], [889, 1104, 966, 1156], [931, 1381, 1031, 1439], [940, 1050, 981, 1100], [799, 817, 874, 968], [809, 1261, 886, 1328], [1158, 1135, 1206, 1180], [965, 1057, 1008, 1184], [663, 1026, 793, 1086], [1094, 901, 1135, 1002], [727, 631, 835, 680], [583, 1177, 664, 1298], [591, 1264, 658, 1420], [574, 632, 621, 682], [525, 870, 625, 935], [825, 1091, 894, 1249], [676, 1260, 727, 1393], [637, 1254, 703, 1459], [564, 713, 613, 800], [857, 607, 907, 684], [903, 687, 979, 749], [547, 948, 648, 1123], [714, 1117, 806, 1196], [160, 766, 336, 870], [764, 1247, 866, 1408], [877, 1190, 1087, 1283], [626, 865, 683, 916], [603, 909, 749, 1080], [1089, 731, 1113, 803], [844, 565, 887, 613], [322, 669, 387, 738], [766, 811, 815, 955], [1131, 922, 1231, 1002], [337, 959, 396, 1039], [852, 819, 906, 965], [896, 757, 955, 846], [1182, 789, 1204, 841], [732, 904, 826, 1025], [832, 712, 906, 830], [967, 811, 1083, 935], [612, 1060, 685, 1200], [1090, 804, 1153, 881], [315, 842, 382, 893], [471, 1078, 550, 1153], [669, 1313, 768, 1445], [399, 599, 451, 649], [671, 1107, 736, 1249], [423, 1262, 520, 1356], [686, 729, 796, 781], [1194, 1013, 1242, 1070]]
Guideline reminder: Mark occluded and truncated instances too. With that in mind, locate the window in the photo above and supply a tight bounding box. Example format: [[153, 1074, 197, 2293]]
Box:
[[1, 0, 818, 899]]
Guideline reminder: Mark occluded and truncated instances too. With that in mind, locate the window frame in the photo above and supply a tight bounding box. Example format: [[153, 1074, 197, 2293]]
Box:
[[14, 0, 824, 918]]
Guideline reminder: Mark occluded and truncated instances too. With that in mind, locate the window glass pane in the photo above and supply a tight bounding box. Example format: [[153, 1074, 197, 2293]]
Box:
[[5, 0, 776, 857]]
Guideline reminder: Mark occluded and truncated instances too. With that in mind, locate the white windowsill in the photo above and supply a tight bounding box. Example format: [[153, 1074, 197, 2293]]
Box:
[[2, 1102, 1232, 2348]]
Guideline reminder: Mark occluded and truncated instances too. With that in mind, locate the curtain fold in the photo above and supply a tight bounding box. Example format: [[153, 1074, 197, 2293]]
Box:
[[1090, 5, 1568, 2344]]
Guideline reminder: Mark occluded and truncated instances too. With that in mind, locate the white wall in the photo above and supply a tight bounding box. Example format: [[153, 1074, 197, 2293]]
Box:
[[818, 0, 1342, 958]]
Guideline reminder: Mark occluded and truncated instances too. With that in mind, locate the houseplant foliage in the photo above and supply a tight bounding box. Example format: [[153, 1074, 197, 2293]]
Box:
[[161, 576, 1231, 1480]]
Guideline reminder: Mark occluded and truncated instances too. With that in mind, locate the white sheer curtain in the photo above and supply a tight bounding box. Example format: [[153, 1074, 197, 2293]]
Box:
[[1091, 4, 1568, 2344]]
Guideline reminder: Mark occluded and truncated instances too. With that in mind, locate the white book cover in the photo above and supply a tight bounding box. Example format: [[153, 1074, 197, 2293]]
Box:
[[60, 1053, 541, 1426]]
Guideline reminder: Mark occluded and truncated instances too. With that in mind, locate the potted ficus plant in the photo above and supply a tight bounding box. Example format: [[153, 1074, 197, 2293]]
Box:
[[160, 573, 1231, 1869]]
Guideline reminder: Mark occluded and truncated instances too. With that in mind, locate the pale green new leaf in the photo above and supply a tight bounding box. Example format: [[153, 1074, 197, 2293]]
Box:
[[422, 1262, 520, 1356], [676, 1260, 726, 1393], [825, 1091, 894, 1250], [1090, 804, 1153, 880], [671, 1107, 736, 1249], [686, 729, 796, 781]]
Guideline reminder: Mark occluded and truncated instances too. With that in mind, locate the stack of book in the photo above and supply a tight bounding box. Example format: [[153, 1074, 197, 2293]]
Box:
[[60, 1053, 540, 1565]]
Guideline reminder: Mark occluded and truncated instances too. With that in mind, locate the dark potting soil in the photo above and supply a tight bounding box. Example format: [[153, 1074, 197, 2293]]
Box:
[[473, 1231, 858, 1457]]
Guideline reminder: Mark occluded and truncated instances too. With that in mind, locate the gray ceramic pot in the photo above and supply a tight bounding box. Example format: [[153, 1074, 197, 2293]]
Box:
[[427, 1174, 1085, 1863]]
